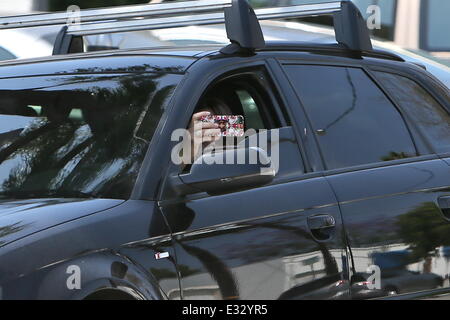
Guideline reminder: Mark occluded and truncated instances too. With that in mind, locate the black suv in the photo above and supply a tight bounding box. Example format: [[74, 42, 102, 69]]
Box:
[[0, 0, 448, 300]]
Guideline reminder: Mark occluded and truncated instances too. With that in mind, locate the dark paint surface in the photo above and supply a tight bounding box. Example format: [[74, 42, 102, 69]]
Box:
[[0, 199, 178, 299], [0, 54, 195, 78], [0, 198, 123, 246], [0, 48, 447, 300], [326, 158, 450, 299], [160, 177, 349, 300]]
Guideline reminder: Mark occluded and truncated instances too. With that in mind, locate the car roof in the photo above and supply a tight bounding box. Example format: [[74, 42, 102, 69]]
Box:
[[0, 47, 214, 78], [0, 41, 406, 76], [0, 41, 412, 81], [0, 4, 418, 78], [3, 19, 445, 86], [0, 20, 437, 80]]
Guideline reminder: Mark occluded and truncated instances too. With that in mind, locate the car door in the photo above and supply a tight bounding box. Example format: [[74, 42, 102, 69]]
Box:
[[282, 62, 450, 299], [158, 64, 350, 300]]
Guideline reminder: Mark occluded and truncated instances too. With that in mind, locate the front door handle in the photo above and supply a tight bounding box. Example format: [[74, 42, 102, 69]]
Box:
[[307, 214, 336, 241], [438, 196, 450, 219]]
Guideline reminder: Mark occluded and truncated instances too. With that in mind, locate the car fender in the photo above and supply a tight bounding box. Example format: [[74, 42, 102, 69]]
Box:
[[7, 251, 164, 300]]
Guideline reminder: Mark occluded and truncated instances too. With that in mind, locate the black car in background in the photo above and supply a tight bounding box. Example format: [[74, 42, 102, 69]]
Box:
[[0, 0, 449, 300]]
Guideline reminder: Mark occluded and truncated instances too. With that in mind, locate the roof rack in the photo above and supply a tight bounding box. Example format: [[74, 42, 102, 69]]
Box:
[[263, 42, 405, 62], [0, 0, 373, 55]]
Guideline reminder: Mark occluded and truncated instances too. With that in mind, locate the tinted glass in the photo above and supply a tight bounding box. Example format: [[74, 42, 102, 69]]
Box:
[[375, 71, 450, 154], [0, 73, 180, 199], [285, 65, 416, 170]]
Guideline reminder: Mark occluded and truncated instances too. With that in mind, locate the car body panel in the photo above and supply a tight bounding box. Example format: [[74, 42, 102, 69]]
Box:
[[0, 198, 124, 247], [0, 200, 178, 299], [160, 176, 349, 300], [324, 158, 450, 299], [276, 52, 450, 299], [154, 55, 352, 300], [0, 32, 446, 300], [0, 53, 197, 78]]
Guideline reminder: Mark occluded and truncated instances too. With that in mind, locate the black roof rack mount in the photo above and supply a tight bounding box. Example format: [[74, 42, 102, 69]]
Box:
[[0, 0, 373, 55]]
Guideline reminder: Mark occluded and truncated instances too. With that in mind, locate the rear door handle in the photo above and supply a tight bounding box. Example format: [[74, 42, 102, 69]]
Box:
[[439, 196, 450, 219], [307, 214, 336, 241]]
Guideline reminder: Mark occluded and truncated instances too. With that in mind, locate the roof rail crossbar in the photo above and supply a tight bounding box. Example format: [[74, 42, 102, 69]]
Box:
[[221, 0, 265, 53], [61, 2, 343, 37], [67, 12, 227, 36], [52, 26, 84, 55], [0, 0, 231, 29], [0, 0, 373, 55]]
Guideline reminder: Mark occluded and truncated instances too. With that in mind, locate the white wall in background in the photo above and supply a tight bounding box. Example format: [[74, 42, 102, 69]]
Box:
[[0, 0, 48, 15], [0, 0, 34, 15]]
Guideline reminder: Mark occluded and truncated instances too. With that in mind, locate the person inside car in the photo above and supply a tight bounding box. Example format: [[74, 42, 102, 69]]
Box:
[[186, 97, 233, 165]]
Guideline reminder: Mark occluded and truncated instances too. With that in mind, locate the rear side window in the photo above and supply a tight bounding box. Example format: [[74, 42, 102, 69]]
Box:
[[284, 65, 417, 170], [374, 71, 450, 154]]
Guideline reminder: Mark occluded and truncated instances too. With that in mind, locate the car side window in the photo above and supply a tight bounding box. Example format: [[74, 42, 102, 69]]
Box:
[[373, 71, 450, 154], [284, 65, 417, 170], [182, 70, 305, 181]]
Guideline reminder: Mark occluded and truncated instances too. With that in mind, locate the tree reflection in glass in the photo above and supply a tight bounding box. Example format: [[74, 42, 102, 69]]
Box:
[[0, 72, 180, 200]]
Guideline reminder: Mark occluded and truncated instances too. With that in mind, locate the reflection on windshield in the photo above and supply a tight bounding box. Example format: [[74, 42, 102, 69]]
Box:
[[0, 73, 180, 199]]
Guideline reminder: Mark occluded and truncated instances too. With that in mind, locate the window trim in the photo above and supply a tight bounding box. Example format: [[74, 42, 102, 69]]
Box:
[[214, 71, 285, 129], [157, 61, 307, 201], [269, 58, 332, 173], [322, 153, 440, 177]]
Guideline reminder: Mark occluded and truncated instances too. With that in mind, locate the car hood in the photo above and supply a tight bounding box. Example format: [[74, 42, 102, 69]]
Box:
[[0, 198, 124, 247]]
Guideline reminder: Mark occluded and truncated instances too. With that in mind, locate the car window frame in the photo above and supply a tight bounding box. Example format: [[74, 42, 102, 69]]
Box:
[[206, 69, 285, 130], [277, 60, 438, 175], [157, 58, 309, 202], [367, 64, 450, 112]]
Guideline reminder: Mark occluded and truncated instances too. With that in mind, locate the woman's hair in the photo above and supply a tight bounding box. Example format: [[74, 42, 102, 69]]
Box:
[[198, 97, 233, 115]]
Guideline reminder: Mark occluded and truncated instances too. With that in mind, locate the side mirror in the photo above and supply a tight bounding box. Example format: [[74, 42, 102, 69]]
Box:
[[172, 147, 275, 195]]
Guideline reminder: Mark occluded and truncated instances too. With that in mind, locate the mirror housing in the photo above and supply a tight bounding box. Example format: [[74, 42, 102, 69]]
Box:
[[172, 147, 275, 196]]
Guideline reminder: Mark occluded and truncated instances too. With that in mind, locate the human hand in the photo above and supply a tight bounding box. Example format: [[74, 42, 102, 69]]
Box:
[[188, 111, 221, 161]]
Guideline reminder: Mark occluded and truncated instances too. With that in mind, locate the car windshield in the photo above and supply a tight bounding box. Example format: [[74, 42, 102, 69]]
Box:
[[0, 73, 180, 200]]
